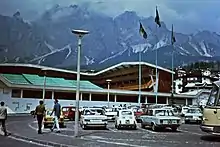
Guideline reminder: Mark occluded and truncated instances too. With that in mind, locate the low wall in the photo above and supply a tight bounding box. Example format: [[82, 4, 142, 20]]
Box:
[[0, 93, 138, 114]]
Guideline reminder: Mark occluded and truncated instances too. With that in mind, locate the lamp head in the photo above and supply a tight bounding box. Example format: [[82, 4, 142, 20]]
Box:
[[72, 29, 89, 36], [106, 79, 112, 82]]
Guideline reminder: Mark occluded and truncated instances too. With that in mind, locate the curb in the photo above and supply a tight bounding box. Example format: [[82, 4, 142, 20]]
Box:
[[8, 132, 74, 147]]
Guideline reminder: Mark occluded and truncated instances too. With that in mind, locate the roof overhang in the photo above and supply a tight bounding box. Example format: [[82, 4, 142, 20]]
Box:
[[0, 62, 175, 77], [0, 75, 195, 99]]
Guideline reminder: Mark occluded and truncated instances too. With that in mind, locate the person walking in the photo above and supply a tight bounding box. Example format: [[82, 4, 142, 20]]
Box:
[[50, 99, 61, 133], [0, 101, 7, 136], [34, 100, 46, 134]]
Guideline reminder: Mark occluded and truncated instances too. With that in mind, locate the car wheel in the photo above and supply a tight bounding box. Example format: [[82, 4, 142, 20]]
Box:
[[171, 127, 177, 132], [151, 123, 157, 131], [133, 125, 137, 130], [141, 123, 145, 128], [185, 120, 189, 124], [82, 124, 87, 130]]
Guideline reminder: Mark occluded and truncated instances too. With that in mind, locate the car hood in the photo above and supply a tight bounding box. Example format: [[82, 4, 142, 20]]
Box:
[[185, 113, 202, 116], [83, 115, 107, 120], [105, 112, 117, 115], [156, 116, 181, 120]]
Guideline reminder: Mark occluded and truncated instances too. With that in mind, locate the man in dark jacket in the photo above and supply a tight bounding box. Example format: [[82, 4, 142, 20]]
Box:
[[34, 100, 46, 134]]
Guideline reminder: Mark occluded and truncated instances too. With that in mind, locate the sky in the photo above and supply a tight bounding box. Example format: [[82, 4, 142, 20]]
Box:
[[0, 0, 220, 34]]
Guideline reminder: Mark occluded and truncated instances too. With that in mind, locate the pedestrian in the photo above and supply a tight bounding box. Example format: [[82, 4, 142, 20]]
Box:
[[34, 100, 46, 134], [0, 101, 7, 136], [50, 99, 61, 133]]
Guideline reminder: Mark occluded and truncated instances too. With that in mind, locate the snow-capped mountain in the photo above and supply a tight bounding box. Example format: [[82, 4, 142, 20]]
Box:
[[0, 4, 220, 70]]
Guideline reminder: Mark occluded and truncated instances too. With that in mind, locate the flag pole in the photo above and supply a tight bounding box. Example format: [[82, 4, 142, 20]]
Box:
[[155, 23, 158, 104], [138, 50, 141, 106], [171, 24, 175, 100]]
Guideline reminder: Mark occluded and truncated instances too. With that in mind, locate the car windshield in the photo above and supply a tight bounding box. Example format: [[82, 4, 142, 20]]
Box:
[[47, 111, 52, 115], [84, 109, 104, 115], [121, 111, 132, 116], [187, 109, 201, 113], [155, 110, 174, 116], [207, 84, 219, 106]]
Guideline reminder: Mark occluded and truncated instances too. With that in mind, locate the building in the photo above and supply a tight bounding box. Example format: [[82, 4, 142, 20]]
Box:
[[0, 62, 196, 114], [174, 69, 218, 94]]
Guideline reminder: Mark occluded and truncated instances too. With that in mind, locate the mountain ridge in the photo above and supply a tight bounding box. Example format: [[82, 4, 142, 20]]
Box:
[[0, 4, 220, 70]]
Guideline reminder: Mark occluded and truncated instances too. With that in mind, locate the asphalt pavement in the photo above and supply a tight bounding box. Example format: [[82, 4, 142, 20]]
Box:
[[3, 116, 220, 147]]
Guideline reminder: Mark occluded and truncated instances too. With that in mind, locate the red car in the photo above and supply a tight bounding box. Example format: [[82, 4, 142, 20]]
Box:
[[62, 106, 76, 120]]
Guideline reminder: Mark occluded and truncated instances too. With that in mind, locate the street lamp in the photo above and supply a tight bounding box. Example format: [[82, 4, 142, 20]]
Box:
[[41, 68, 48, 102], [72, 29, 89, 138], [106, 79, 112, 108]]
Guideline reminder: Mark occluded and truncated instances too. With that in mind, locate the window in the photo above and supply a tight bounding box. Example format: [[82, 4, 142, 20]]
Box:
[[11, 89, 21, 98], [121, 111, 132, 115], [207, 85, 219, 106]]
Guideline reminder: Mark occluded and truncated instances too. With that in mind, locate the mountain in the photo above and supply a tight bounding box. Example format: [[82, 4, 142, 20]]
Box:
[[0, 4, 220, 70]]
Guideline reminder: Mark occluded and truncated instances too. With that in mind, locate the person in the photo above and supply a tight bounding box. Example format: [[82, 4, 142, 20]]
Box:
[[34, 100, 46, 134], [50, 99, 61, 133], [0, 101, 7, 136]]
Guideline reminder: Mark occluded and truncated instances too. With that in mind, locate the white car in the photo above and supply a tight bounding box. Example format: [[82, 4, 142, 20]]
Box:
[[181, 106, 190, 116], [80, 108, 108, 129], [140, 108, 181, 131], [185, 108, 202, 124], [105, 107, 125, 121], [115, 110, 137, 129]]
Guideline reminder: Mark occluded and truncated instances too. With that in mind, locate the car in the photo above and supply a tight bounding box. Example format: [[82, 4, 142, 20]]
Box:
[[104, 107, 125, 121], [181, 106, 190, 116], [62, 106, 76, 121], [115, 109, 137, 129], [43, 109, 65, 128], [80, 108, 108, 129], [184, 107, 202, 124], [140, 108, 181, 131]]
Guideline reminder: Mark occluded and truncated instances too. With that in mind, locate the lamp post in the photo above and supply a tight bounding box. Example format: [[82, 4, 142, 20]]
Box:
[[106, 79, 112, 108], [72, 29, 89, 138], [41, 69, 48, 102]]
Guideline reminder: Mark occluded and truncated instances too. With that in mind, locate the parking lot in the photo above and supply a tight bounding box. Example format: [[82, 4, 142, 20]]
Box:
[[5, 116, 220, 147]]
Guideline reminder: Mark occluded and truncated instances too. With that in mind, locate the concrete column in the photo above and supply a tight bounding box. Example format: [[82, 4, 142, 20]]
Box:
[[80, 93, 83, 101], [145, 96, 148, 104], [20, 90, 23, 98], [51, 91, 54, 100], [89, 93, 92, 101], [114, 95, 117, 102], [186, 98, 188, 105]]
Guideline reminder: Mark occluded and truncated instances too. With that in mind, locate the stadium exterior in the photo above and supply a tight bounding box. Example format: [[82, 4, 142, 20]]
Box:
[[0, 62, 197, 114]]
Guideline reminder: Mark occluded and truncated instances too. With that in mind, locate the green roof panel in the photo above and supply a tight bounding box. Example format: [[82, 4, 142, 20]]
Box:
[[2, 74, 102, 90], [1, 74, 30, 85]]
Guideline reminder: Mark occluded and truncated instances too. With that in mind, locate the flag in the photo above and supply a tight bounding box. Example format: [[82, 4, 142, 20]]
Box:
[[171, 24, 176, 45], [155, 6, 161, 27], [139, 22, 147, 39]]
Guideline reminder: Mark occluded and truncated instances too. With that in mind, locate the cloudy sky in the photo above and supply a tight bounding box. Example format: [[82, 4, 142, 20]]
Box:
[[0, 0, 220, 34]]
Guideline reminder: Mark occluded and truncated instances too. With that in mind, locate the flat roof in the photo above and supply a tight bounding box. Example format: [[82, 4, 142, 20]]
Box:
[[0, 62, 175, 76]]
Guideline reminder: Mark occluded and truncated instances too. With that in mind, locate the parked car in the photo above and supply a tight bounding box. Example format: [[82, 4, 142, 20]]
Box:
[[184, 107, 202, 124], [140, 108, 181, 131], [115, 109, 137, 129], [80, 108, 108, 129], [43, 109, 65, 128], [180, 106, 190, 116], [104, 108, 118, 121], [62, 106, 76, 120]]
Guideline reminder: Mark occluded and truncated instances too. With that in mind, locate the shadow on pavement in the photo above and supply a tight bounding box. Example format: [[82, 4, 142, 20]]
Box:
[[200, 135, 220, 142]]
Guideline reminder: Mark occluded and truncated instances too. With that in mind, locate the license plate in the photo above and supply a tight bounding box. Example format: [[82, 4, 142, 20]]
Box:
[[163, 120, 168, 124], [91, 120, 101, 122], [172, 120, 177, 124]]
